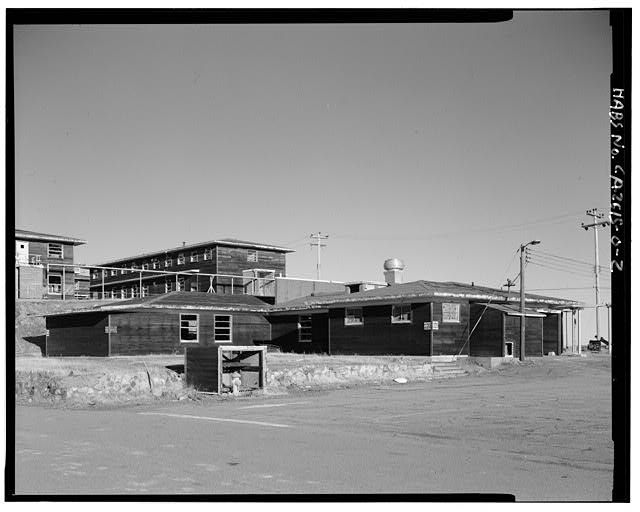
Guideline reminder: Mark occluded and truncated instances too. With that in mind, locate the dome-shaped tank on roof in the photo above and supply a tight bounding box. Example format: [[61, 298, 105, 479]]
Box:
[[383, 258, 405, 271]]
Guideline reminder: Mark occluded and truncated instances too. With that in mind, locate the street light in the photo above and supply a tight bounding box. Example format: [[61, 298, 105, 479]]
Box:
[[520, 240, 541, 361]]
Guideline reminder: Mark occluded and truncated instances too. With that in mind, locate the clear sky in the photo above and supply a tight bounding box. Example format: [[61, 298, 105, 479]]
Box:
[[13, 10, 612, 342]]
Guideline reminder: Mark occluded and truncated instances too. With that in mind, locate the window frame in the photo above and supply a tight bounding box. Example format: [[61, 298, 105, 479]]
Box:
[[180, 313, 199, 343], [214, 314, 233, 343], [391, 304, 413, 324], [48, 243, 63, 259], [344, 307, 364, 326], [298, 315, 313, 342], [203, 248, 212, 261], [47, 273, 63, 294], [247, 249, 258, 263], [165, 258, 173, 268], [177, 253, 185, 265], [190, 251, 199, 263]]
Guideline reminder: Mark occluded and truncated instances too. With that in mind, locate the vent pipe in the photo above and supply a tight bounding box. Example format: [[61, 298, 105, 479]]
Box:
[[383, 258, 405, 286]]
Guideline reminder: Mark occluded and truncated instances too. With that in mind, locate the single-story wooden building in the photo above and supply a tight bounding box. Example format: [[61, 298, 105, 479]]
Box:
[[44, 282, 581, 362], [267, 280, 580, 358], [45, 292, 272, 357]]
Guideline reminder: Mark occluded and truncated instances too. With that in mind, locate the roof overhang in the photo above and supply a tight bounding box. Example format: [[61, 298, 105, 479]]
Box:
[[16, 230, 87, 246]]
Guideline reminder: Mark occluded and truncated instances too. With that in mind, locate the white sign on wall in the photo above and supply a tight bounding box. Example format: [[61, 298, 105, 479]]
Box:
[[442, 303, 460, 323]]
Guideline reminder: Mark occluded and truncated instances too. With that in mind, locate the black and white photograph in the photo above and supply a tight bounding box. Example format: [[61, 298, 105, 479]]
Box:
[[6, 6, 631, 502]]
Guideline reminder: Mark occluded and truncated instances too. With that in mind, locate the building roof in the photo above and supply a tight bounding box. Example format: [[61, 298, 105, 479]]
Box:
[[95, 238, 294, 266], [45, 292, 273, 317], [15, 229, 87, 246], [478, 303, 547, 318], [271, 280, 581, 312]]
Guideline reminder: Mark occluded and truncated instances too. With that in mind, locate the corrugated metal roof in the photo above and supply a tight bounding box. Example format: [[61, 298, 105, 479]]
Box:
[[15, 229, 87, 246], [95, 238, 294, 266], [271, 280, 581, 311]]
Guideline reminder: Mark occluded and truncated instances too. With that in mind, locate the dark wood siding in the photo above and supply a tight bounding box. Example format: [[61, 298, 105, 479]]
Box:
[[46, 313, 109, 356], [504, 315, 544, 358], [268, 313, 329, 353], [216, 246, 286, 278], [469, 305, 504, 357], [328, 303, 431, 355], [108, 310, 270, 355], [431, 301, 470, 356], [185, 347, 219, 391], [542, 313, 561, 355]]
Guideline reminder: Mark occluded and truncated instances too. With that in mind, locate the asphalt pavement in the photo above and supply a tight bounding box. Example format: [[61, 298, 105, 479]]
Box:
[[12, 355, 613, 500]]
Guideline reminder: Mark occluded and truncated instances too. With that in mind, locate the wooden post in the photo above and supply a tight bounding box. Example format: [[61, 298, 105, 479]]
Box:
[[62, 265, 66, 300], [557, 312, 562, 355], [101, 269, 105, 299], [577, 309, 582, 354], [327, 313, 331, 356], [429, 302, 434, 356]]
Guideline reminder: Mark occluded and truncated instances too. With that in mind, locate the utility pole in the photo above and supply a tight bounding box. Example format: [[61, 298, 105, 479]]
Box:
[[520, 240, 540, 361], [503, 278, 517, 303], [310, 232, 329, 280], [582, 208, 611, 346]]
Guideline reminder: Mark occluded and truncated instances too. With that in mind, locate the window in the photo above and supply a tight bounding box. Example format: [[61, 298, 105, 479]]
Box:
[[177, 253, 185, 265], [180, 314, 199, 343], [165, 281, 175, 293], [121, 289, 127, 299], [142, 263, 149, 270], [505, 342, 514, 357], [203, 248, 213, 261], [131, 263, 139, 270], [111, 269, 117, 276], [214, 315, 232, 343], [442, 303, 461, 323], [92, 271, 100, 280], [121, 266, 127, 275], [247, 249, 258, 262], [345, 307, 364, 326], [111, 289, 118, 299], [165, 258, 172, 268], [48, 274, 62, 294], [142, 285, 149, 297], [152, 259, 160, 269], [48, 243, 63, 259], [190, 251, 199, 263], [298, 315, 312, 342], [391, 304, 412, 323]]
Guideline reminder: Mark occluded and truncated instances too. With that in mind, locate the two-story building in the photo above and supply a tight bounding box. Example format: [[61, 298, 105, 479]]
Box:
[[15, 229, 88, 299], [89, 238, 294, 301]]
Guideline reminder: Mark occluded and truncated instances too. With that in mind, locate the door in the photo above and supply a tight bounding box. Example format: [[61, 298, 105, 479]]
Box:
[[16, 241, 29, 264]]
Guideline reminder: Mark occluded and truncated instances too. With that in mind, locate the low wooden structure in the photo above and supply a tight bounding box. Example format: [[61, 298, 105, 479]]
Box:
[[185, 345, 266, 393], [45, 292, 271, 357], [268, 281, 579, 357]]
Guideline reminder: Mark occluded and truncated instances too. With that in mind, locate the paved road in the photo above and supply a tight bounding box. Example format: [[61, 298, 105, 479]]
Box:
[[12, 356, 613, 500]]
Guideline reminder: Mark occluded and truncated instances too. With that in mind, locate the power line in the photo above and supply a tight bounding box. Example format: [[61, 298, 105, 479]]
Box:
[[527, 256, 611, 278], [527, 259, 611, 280], [332, 210, 588, 242], [529, 248, 609, 271]]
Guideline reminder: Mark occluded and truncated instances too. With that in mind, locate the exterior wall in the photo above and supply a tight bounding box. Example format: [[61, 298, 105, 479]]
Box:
[[504, 315, 545, 358], [16, 265, 45, 299], [270, 313, 331, 354], [431, 300, 470, 356], [16, 238, 77, 299], [46, 313, 109, 356], [469, 305, 504, 357], [216, 246, 286, 277], [327, 303, 431, 355], [274, 279, 345, 304], [543, 313, 562, 355], [89, 244, 287, 296], [108, 310, 270, 356]]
